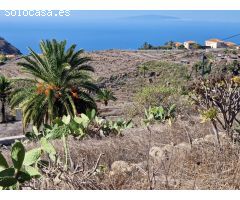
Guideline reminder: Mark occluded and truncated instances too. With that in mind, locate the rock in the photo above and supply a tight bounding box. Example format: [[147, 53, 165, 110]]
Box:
[[148, 78, 153, 83], [192, 133, 230, 147], [219, 132, 231, 145], [161, 144, 175, 160], [175, 142, 191, 152], [148, 71, 156, 77], [109, 160, 139, 178], [149, 144, 176, 162], [204, 134, 217, 144], [202, 133, 230, 146], [175, 142, 192, 158], [150, 143, 192, 164], [192, 138, 205, 146], [162, 144, 175, 152], [149, 146, 165, 161], [133, 161, 148, 171], [110, 161, 134, 176]]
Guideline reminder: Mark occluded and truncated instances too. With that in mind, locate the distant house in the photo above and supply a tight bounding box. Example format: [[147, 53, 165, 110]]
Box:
[[205, 38, 225, 49], [224, 42, 237, 48], [6, 54, 16, 59], [184, 41, 197, 49], [174, 42, 183, 48]]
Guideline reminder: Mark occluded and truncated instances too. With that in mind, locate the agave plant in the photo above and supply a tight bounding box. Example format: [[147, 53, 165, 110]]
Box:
[[96, 88, 117, 106], [10, 39, 98, 129]]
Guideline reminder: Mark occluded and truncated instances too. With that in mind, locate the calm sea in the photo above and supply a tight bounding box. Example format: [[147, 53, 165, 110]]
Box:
[[0, 10, 240, 54]]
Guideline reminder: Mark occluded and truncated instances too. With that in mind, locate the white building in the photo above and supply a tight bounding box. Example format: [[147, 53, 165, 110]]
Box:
[[183, 41, 197, 49], [205, 39, 225, 49]]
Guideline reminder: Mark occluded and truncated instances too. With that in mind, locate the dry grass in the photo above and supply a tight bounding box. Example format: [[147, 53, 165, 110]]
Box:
[[1, 113, 239, 190], [15, 116, 240, 190]]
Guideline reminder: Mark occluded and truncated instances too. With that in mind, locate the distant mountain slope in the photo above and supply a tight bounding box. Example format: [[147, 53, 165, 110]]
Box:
[[123, 14, 180, 21], [0, 37, 22, 55]]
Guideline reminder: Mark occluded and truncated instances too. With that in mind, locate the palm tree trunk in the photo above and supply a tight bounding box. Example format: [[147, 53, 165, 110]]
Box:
[[104, 100, 108, 106], [1, 99, 6, 123]]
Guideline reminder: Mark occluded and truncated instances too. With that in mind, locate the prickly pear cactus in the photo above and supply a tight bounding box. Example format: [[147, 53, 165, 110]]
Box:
[[0, 141, 41, 190]]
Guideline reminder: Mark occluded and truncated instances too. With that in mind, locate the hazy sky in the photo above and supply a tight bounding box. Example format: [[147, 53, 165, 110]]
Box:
[[1, 10, 240, 54], [0, 10, 240, 23]]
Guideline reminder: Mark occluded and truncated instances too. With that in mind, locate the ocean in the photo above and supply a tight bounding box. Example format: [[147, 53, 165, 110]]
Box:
[[0, 10, 240, 54]]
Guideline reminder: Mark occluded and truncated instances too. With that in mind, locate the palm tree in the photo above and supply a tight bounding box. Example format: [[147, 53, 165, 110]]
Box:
[[139, 65, 149, 77], [10, 39, 98, 128], [96, 89, 117, 106], [0, 75, 11, 123]]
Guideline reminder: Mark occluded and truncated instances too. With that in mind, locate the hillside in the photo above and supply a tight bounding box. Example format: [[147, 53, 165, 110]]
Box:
[[1, 48, 240, 189], [0, 37, 22, 55]]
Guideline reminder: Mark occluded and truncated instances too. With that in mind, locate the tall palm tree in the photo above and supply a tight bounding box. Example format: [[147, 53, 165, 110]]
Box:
[[10, 39, 98, 128], [0, 75, 11, 123], [96, 89, 117, 106]]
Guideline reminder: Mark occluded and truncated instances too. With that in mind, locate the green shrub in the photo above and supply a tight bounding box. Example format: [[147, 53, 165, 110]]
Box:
[[0, 54, 7, 62], [134, 86, 176, 107]]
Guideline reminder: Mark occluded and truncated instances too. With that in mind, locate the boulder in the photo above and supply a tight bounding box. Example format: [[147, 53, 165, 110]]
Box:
[[175, 142, 192, 158], [133, 161, 148, 171], [219, 132, 231, 145], [149, 146, 165, 161], [204, 134, 217, 144], [162, 144, 175, 160], [148, 71, 156, 77], [149, 144, 176, 162], [110, 161, 135, 176], [192, 138, 205, 146], [175, 142, 191, 152]]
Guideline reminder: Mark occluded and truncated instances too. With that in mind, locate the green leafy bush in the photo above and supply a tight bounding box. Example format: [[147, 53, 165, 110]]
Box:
[[134, 86, 176, 107]]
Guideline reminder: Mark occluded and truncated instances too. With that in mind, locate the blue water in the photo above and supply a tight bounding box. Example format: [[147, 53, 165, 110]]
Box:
[[1, 10, 240, 54]]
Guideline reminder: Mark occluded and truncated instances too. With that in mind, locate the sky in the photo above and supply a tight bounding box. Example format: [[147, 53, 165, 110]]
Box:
[[1, 10, 240, 54], [1, 10, 240, 23]]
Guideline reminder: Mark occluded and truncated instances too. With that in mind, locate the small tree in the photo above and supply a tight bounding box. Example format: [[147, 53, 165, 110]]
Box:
[[140, 42, 153, 50], [164, 41, 175, 47], [0, 54, 7, 62], [191, 54, 213, 78], [0, 75, 11, 123], [189, 74, 240, 143], [96, 89, 117, 106]]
